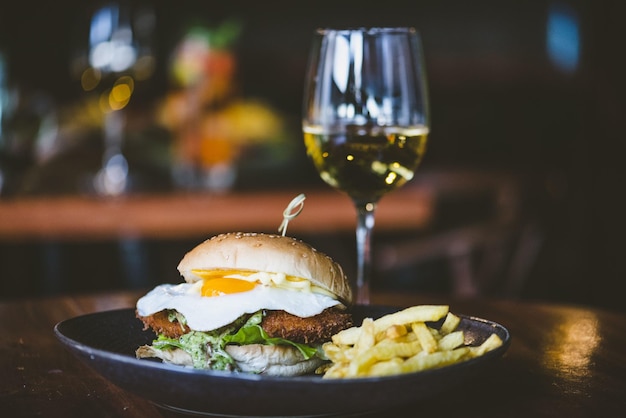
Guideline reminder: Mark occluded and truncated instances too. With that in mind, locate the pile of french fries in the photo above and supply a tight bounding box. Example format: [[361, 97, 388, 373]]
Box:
[[320, 305, 503, 378]]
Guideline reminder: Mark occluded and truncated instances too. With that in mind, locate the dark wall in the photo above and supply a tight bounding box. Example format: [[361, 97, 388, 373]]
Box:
[[0, 0, 612, 168], [1, 1, 625, 311]]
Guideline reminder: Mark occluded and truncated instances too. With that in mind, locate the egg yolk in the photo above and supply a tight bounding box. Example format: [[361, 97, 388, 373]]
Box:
[[201, 277, 256, 297]]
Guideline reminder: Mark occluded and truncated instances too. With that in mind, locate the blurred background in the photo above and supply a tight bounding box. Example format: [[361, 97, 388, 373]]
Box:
[[1, 0, 624, 312]]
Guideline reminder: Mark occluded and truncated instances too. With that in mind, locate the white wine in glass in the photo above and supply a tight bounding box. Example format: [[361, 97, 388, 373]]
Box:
[[302, 28, 430, 304]]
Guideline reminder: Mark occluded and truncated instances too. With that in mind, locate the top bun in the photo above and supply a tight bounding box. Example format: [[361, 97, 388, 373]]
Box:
[[177, 232, 352, 304]]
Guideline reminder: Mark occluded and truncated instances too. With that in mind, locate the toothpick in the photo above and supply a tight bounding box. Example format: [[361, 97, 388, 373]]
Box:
[[278, 193, 306, 236]]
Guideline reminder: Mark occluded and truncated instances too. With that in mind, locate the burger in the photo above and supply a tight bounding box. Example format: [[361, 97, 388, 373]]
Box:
[[135, 232, 353, 376]]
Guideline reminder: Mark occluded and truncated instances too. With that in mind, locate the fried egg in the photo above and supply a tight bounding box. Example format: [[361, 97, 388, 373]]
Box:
[[136, 271, 342, 332]]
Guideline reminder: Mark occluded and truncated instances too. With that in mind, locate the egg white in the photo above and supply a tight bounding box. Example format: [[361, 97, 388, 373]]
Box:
[[136, 282, 342, 332]]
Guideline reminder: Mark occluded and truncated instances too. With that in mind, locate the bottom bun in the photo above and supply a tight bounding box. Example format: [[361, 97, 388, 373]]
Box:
[[225, 344, 326, 376], [136, 343, 325, 376]]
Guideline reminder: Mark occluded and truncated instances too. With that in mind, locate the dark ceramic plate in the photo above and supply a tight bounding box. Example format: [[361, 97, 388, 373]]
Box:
[[54, 306, 510, 417]]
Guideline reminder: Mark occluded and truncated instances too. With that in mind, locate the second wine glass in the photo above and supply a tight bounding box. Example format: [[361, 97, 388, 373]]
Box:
[[73, 2, 156, 195], [302, 27, 430, 304]]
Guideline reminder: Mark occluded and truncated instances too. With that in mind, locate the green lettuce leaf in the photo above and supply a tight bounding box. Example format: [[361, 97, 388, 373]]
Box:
[[149, 310, 319, 370], [224, 323, 318, 359]]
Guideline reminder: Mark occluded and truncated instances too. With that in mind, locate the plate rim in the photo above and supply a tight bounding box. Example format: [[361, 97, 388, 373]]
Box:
[[54, 306, 510, 384], [54, 305, 511, 415]]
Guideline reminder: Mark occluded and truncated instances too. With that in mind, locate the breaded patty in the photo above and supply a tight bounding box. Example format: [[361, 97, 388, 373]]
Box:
[[137, 307, 352, 344], [138, 310, 191, 339], [261, 308, 353, 344]]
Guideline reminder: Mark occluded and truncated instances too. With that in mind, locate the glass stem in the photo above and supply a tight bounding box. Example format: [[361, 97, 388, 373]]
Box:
[[355, 201, 377, 305]]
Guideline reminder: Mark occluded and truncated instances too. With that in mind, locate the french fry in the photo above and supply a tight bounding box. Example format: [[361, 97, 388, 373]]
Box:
[[437, 330, 465, 351], [332, 305, 449, 345], [323, 362, 349, 378], [374, 305, 449, 330], [353, 317, 376, 355], [469, 333, 503, 357], [401, 347, 470, 373], [411, 322, 438, 354], [370, 338, 423, 361], [440, 312, 461, 335], [378, 324, 408, 341], [368, 358, 404, 377], [394, 332, 418, 343], [322, 342, 354, 363], [321, 304, 503, 379], [331, 326, 360, 345], [347, 348, 378, 376]]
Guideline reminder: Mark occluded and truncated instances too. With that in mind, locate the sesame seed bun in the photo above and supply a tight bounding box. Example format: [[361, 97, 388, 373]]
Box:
[[177, 232, 352, 304]]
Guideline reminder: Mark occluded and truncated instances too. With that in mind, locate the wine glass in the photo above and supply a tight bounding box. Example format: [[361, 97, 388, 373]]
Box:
[[302, 27, 430, 304], [72, 1, 156, 195]]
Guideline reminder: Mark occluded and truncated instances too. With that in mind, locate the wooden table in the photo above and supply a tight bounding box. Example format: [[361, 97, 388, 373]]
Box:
[[0, 168, 520, 241], [2, 289, 624, 417], [0, 186, 433, 241]]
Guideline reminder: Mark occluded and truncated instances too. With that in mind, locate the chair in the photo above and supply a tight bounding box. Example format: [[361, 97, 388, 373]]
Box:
[[374, 169, 542, 298]]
